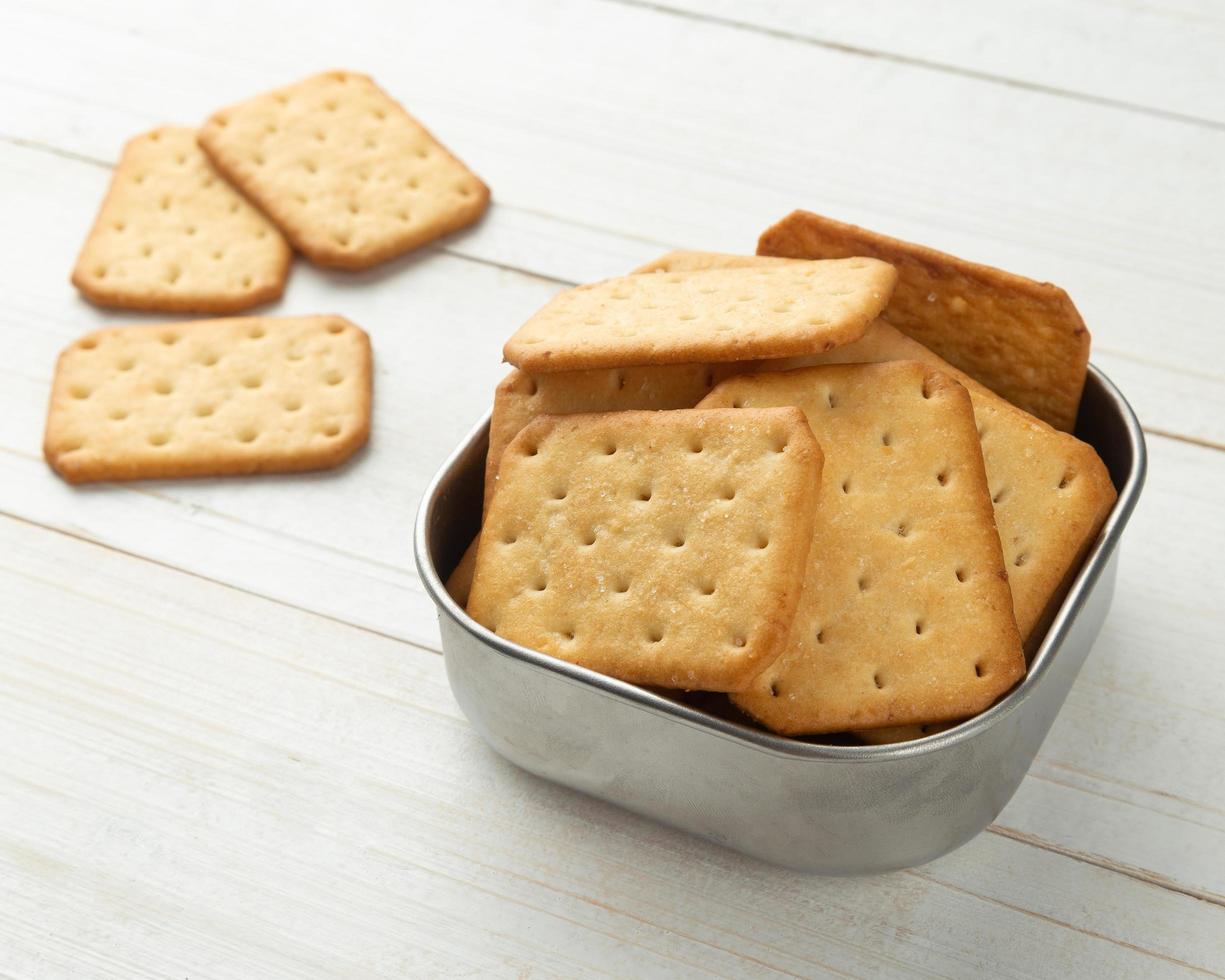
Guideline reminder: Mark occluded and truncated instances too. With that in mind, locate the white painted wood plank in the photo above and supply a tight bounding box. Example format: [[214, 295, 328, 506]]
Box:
[[1, 514, 1221, 978], [643, 0, 1225, 125], [1, 0, 1223, 443]]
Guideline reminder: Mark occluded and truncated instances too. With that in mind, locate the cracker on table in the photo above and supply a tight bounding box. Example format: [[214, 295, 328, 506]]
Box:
[[701, 362, 1025, 734], [467, 408, 823, 692], [758, 210, 1090, 431], [71, 127, 290, 314], [502, 259, 896, 373], [44, 315, 371, 483], [199, 71, 489, 269]]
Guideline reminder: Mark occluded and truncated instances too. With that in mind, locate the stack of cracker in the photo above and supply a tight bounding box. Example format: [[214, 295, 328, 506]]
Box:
[[73, 70, 489, 314], [460, 214, 1117, 742]]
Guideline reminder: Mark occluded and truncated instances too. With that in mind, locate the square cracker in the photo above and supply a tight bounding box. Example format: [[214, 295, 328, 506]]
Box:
[[700, 362, 1026, 734], [72, 127, 291, 314], [198, 70, 489, 269], [467, 408, 823, 692], [757, 211, 1090, 431], [502, 259, 897, 373], [44, 314, 371, 484]]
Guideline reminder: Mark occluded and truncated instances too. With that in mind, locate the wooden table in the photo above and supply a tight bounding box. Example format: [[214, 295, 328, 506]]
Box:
[[2, 2, 1222, 976]]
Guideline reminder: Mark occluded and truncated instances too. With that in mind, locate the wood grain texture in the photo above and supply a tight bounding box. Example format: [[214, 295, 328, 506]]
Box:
[[0, 0, 1222, 974], [632, 0, 1225, 125]]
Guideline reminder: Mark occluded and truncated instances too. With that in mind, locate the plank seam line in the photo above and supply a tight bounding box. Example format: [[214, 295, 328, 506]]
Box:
[[0, 446, 429, 588], [987, 824, 1225, 909], [0, 133, 109, 168], [601, 0, 1225, 133], [121, 483, 423, 579], [0, 507, 442, 656], [437, 247, 576, 288], [0, 133, 576, 289], [907, 868, 1225, 978], [1141, 427, 1225, 453], [9, 128, 1225, 415], [369, 843, 796, 979]]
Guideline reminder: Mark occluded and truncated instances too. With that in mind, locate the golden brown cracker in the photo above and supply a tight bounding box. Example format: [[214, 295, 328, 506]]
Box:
[[446, 535, 479, 608], [701, 362, 1025, 734], [199, 71, 489, 269], [467, 408, 823, 692], [72, 126, 290, 314], [758, 210, 1090, 431], [856, 722, 958, 745], [800, 320, 1115, 646], [503, 259, 896, 372], [44, 315, 371, 483]]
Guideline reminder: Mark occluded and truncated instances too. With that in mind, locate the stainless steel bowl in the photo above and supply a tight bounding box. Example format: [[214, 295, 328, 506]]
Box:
[[414, 366, 1146, 874]]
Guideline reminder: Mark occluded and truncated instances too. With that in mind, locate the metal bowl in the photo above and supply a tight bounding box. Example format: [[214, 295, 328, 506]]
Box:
[[414, 366, 1146, 874]]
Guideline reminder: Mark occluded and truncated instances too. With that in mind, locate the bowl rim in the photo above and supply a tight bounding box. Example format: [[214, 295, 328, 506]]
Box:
[[414, 364, 1147, 762]]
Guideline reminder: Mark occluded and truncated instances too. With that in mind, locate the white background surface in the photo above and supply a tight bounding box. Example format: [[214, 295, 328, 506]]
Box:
[[2, 1, 1223, 976]]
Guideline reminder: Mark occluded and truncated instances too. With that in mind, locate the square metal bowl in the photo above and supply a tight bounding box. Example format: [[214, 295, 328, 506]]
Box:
[[414, 365, 1146, 874]]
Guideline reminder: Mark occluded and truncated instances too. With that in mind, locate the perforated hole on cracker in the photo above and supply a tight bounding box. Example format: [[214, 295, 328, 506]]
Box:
[[466, 407, 823, 692], [44, 314, 372, 484]]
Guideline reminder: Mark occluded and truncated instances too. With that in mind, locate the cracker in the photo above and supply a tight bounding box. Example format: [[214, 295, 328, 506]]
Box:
[[502, 259, 897, 372], [856, 722, 957, 745], [71, 127, 291, 314], [758, 210, 1090, 431], [700, 362, 1025, 734], [446, 535, 479, 607], [774, 320, 1116, 646], [44, 315, 371, 483], [198, 71, 489, 269], [631, 251, 797, 275], [467, 408, 823, 692]]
